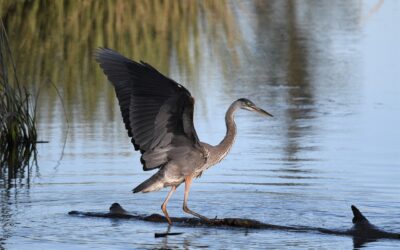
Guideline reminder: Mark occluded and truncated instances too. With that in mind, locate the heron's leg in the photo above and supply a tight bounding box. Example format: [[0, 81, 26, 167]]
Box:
[[161, 186, 176, 225], [182, 176, 210, 221]]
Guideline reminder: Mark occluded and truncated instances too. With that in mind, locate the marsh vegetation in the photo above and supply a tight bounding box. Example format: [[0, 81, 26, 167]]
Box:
[[0, 20, 37, 182]]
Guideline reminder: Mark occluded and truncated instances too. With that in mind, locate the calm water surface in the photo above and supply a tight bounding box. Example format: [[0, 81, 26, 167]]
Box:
[[1, 0, 400, 249]]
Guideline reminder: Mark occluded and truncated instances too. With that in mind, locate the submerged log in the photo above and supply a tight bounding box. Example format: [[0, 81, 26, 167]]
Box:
[[69, 203, 295, 230], [69, 203, 399, 246]]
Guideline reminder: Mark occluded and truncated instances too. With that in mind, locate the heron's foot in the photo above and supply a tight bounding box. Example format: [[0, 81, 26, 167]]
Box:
[[183, 206, 211, 222], [197, 214, 211, 222]]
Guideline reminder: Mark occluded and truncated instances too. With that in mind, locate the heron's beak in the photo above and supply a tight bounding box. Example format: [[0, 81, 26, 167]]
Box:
[[253, 106, 273, 117]]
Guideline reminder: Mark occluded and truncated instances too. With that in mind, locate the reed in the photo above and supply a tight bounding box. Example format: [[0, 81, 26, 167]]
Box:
[[0, 19, 37, 179]]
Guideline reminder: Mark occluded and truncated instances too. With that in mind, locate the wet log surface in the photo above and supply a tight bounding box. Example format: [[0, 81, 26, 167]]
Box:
[[69, 203, 399, 246]]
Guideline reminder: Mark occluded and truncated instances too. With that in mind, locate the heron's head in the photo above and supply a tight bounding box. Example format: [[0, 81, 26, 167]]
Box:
[[237, 98, 273, 117]]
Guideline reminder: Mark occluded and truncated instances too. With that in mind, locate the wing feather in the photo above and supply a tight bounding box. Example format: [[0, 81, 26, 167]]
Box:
[[95, 48, 206, 171]]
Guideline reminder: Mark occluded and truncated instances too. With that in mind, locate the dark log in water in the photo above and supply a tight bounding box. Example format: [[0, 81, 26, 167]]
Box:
[[68, 203, 399, 247], [69, 203, 299, 230]]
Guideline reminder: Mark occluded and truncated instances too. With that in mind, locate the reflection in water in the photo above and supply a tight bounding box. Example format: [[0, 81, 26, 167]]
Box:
[[249, 0, 361, 173], [282, 0, 315, 167], [0, 187, 31, 248], [251, 0, 316, 173], [361, 0, 385, 24], [0, 190, 12, 247], [0, 143, 36, 188]]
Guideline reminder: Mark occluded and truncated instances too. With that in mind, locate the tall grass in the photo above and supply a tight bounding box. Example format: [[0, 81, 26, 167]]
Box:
[[0, 19, 37, 180]]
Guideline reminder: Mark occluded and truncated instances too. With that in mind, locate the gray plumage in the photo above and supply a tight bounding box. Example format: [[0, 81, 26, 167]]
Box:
[[95, 48, 273, 224]]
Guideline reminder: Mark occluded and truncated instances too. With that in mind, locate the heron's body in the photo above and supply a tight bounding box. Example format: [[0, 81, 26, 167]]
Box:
[[96, 48, 272, 224], [135, 102, 238, 193]]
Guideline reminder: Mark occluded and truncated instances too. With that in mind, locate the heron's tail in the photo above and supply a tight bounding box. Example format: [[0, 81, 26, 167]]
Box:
[[133, 172, 164, 193]]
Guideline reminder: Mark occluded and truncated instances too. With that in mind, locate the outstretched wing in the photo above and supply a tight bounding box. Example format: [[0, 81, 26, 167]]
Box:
[[95, 48, 206, 171]]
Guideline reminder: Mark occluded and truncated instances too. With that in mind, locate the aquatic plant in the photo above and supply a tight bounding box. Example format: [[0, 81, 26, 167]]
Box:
[[0, 20, 37, 181]]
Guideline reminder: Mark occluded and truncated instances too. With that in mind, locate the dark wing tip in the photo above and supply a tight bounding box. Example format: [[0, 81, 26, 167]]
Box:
[[94, 47, 110, 62], [94, 47, 126, 65]]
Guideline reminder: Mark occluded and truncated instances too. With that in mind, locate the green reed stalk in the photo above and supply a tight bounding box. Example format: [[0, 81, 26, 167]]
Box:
[[0, 19, 37, 175]]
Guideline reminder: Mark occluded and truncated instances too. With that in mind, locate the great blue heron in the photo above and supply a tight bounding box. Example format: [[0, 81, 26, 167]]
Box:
[[95, 48, 273, 224]]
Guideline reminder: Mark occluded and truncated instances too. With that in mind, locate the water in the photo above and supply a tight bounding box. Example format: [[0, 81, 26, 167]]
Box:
[[1, 0, 400, 249]]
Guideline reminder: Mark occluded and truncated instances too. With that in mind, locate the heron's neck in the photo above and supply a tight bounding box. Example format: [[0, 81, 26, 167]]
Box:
[[214, 101, 239, 161]]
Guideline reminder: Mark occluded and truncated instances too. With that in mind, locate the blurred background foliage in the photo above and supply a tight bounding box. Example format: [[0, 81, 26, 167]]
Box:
[[0, 0, 241, 122]]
